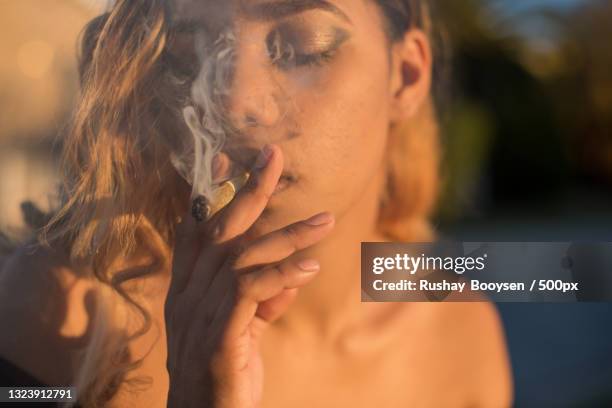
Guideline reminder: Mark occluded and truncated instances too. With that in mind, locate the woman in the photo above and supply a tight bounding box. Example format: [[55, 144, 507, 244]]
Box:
[[0, 0, 512, 406]]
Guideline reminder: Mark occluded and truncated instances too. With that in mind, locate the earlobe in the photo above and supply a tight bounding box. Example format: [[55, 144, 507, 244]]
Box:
[[389, 30, 433, 123]]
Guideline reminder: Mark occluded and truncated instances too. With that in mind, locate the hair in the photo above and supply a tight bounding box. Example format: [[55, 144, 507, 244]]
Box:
[[376, 0, 444, 243], [38, 0, 443, 405]]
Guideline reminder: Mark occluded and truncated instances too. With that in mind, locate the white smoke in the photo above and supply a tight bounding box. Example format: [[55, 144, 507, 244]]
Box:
[[170, 26, 237, 204]]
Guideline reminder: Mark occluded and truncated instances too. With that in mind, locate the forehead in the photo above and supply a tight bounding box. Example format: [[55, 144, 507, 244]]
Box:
[[171, 0, 356, 27], [171, 0, 232, 31]]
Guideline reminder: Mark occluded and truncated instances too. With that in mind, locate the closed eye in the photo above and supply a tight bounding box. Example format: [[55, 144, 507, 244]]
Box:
[[267, 25, 349, 70]]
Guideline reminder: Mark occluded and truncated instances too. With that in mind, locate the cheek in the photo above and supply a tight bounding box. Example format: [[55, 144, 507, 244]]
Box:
[[288, 37, 392, 203]]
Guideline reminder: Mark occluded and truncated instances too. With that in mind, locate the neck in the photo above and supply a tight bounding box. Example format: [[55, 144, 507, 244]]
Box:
[[273, 165, 391, 343]]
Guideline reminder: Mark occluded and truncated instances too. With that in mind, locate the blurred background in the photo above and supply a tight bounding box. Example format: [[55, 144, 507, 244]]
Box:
[[428, 1, 612, 407], [0, 0, 610, 406]]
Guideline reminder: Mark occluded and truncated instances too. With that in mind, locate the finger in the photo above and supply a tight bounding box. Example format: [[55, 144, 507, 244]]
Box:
[[181, 236, 242, 326], [205, 144, 283, 244], [232, 211, 335, 271], [181, 234, 244, 304], [169, 148, 233, 297], [189, 210, 333, 316], [203, 289, 296, 369], [168, 211, 202, 298], [202, 286, 236, 355], [186, 238, 247, 318], [168, 150, 241, 299], [220, 258, 320, 342]]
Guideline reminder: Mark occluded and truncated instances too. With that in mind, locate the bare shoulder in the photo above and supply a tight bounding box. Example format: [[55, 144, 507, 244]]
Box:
[[0, 241, 94, 385], [431, 302, 514, 407]]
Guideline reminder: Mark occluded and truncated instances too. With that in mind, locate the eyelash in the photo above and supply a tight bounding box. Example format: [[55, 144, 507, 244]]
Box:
[[268, 31, 339, 70], [293, 49, 337, 67]]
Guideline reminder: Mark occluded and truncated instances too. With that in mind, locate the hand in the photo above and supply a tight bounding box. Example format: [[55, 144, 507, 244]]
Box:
[[164, 144, 335, 407]]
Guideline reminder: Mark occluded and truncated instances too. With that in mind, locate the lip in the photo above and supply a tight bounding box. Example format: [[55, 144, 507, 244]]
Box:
[[226, 150, 297, 194]]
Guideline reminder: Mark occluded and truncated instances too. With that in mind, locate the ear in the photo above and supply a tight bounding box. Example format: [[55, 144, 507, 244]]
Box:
[[388, 29, 433, 123]]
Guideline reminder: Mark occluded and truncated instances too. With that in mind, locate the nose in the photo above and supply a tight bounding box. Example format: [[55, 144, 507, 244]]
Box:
[[225, 40, 282, 129]]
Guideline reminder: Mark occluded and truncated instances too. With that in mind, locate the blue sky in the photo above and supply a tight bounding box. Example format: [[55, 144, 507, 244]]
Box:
[[491, 0, 590, 41], [497, 0, 587, 13]]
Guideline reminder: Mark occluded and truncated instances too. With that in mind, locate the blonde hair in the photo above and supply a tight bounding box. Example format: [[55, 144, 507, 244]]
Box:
[[41, 0, 442, 405], [43, 1, 181, 405], [380, 97, 440, 241]]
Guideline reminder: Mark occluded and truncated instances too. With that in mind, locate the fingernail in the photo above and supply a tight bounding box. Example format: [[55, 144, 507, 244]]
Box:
[[297, 259, 320, 272], [254, 144, 274, 170], [304, 212, 334, 226]]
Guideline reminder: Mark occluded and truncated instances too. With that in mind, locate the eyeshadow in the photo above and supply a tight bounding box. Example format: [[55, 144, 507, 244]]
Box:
[[273, 22, 349, 55]]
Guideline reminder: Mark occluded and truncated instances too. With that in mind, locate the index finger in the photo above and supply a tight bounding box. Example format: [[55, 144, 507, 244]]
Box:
[[168, 212, 201, 298], [205, 144, 283, 245]]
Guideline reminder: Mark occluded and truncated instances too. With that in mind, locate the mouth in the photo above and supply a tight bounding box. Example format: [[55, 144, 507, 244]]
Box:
[[224, 148, 297, 195]]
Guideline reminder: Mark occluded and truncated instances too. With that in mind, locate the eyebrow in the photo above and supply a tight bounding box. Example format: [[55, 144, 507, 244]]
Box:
[[243, 0, 352, 25]]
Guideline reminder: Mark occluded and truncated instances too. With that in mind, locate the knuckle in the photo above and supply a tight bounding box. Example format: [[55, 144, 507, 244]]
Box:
[[242, 177, 258, 193], [244, 178, 272, 202], [282, 225, 302, 250], [237, 178, 259, 200], [209, 221, 244, 246], [276, 263, 292, 281], [230, 248, 249, 271], [227, 237, 248, 269], [273, 263, 296, 288], [232, 240, 248, 259], [236, 273, 255, 297]]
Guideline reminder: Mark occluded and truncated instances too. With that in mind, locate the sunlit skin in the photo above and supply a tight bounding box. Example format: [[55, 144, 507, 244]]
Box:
[[0, 0, 512, 407], [168, 0, 428, 340]]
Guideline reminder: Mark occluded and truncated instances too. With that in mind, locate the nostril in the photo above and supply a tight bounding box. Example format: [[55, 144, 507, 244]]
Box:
[[244, 114, 258, 127]]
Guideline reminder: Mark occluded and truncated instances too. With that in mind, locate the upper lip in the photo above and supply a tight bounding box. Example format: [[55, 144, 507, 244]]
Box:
[[226, 146, 297, 181], [242, 158, 296, 180]]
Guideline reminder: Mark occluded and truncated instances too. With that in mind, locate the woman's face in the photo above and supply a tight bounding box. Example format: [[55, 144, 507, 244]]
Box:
[[172, 0, 398, 233]]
